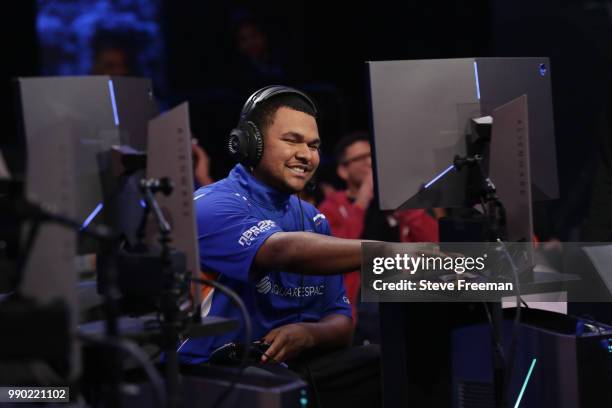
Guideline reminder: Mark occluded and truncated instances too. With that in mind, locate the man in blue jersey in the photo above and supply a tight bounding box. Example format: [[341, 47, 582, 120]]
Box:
[[179, 86, 365, 366]]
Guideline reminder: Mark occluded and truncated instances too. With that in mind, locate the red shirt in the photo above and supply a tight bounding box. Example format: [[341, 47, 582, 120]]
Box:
[[319, 191, 439, 320]]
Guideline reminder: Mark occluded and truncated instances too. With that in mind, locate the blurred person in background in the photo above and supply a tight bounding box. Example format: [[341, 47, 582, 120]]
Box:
[[319, 131, 439, 343], [90, 29, 140, 76]]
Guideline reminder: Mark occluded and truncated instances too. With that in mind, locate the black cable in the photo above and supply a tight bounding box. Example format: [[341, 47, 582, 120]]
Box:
[[79, 334, 167, 408], [17, 220, 41, 278], [191, 278, 252, 408], [297, 196, 306, 321], [191, 278, 252, 364], [297, 195, 306, 232], [495, 239, 523, 399], [482, 302, 506, 362]]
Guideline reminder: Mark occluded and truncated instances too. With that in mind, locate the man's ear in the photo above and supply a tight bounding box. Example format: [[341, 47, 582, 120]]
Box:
[[337, 164, 348, 182]]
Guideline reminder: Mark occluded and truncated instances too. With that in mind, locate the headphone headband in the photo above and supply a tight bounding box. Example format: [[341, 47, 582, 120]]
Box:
[[229, 85, 317, 168], [239, 85, 317, 121]]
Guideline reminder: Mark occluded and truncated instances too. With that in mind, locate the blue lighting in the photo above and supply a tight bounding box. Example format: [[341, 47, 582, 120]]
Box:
[[424, 164, 455, 189], [81, 202, 104, 230], [514, 358, 537, 408], [108, 80, 120, 126], [539, 63, 547, 76], [140, 199, 147, 208], [300, 389, 308, 407], [473, 61, 481, 100], [36, 1, 163, 85]]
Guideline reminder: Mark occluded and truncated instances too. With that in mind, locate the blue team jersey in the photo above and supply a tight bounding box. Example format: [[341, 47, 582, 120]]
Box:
[[178, 164, 352, 363]]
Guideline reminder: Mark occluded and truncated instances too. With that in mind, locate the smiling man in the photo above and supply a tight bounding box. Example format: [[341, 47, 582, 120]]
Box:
[[178, 86, 380, 407]]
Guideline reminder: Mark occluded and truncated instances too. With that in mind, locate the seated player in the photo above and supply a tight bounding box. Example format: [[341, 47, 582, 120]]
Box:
[[178, 85, 384, 408], [179, 86, 364, 365]]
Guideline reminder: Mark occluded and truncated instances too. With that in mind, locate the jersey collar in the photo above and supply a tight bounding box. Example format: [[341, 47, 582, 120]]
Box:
[[230, 164, 292, 210]]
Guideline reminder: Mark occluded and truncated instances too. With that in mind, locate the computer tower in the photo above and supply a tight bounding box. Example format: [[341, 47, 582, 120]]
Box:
[[452, 308, 612, 408]]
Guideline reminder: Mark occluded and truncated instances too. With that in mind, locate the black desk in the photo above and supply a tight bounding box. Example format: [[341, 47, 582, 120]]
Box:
[[79, 315, 238, 343]]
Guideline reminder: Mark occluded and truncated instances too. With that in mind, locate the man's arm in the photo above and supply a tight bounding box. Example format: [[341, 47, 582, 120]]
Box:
[[254, 231, 363, 276], [261, 314, 353, 363]]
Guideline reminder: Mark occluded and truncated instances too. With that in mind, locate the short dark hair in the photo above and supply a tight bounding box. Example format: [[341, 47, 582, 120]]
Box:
[[248, 93, 317, 135], [334, 131, 371, 164]]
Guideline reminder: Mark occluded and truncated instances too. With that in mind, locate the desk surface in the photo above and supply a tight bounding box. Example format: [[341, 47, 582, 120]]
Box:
[[79, 314, 238, 342]]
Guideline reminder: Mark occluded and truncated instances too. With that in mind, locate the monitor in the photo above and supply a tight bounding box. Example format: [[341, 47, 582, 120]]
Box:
[[367, 58, 558, 211], [146, 102, 201, 311], [16, 76, 157, 251]]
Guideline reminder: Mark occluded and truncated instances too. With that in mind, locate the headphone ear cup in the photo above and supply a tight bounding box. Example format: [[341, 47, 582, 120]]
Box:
[[228, 128, 242, 160], [228, 122, 264, 168], [228, 127, 247, 164], [244, 121, 264, 167]]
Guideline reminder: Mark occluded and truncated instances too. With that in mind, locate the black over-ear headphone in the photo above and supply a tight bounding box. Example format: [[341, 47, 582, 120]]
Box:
[[228, 85, 317, 168]]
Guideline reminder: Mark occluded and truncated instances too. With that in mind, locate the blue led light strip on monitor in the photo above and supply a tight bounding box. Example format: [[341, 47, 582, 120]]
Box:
[[424, 164, 456, 189], [473, 61, 481, 100], [80, 202, 103, 230], [108, 79, 120, 126]]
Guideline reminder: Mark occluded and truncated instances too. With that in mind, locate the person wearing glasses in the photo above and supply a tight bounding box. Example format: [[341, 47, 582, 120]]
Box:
[[319, 132, 438, 341]]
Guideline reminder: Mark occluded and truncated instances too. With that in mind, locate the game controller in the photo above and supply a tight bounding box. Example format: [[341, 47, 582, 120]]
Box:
[[209, 340, 273, 366]]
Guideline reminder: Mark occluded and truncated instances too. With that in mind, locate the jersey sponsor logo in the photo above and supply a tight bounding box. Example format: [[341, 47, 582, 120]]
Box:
[[256, 276, 272, 294], [256, 276, 325, 298], [238, 220, 276, 246], [312, 213, 326, 226]]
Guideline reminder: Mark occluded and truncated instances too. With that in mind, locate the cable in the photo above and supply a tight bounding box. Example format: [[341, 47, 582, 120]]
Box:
[[297, 195, 306, 232], [495, 238, 523, 399], [191, 277, 252, 408], [297, 196, 306, 322], [191, 278, 252, 364], [482, 302, 506, 362], [79, 334, 167, 408], [17, 220, 41, 278]]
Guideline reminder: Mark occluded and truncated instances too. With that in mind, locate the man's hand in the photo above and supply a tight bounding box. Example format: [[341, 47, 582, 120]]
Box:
[[260, 314, 353, 363], [261, 323, 314, 363]]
